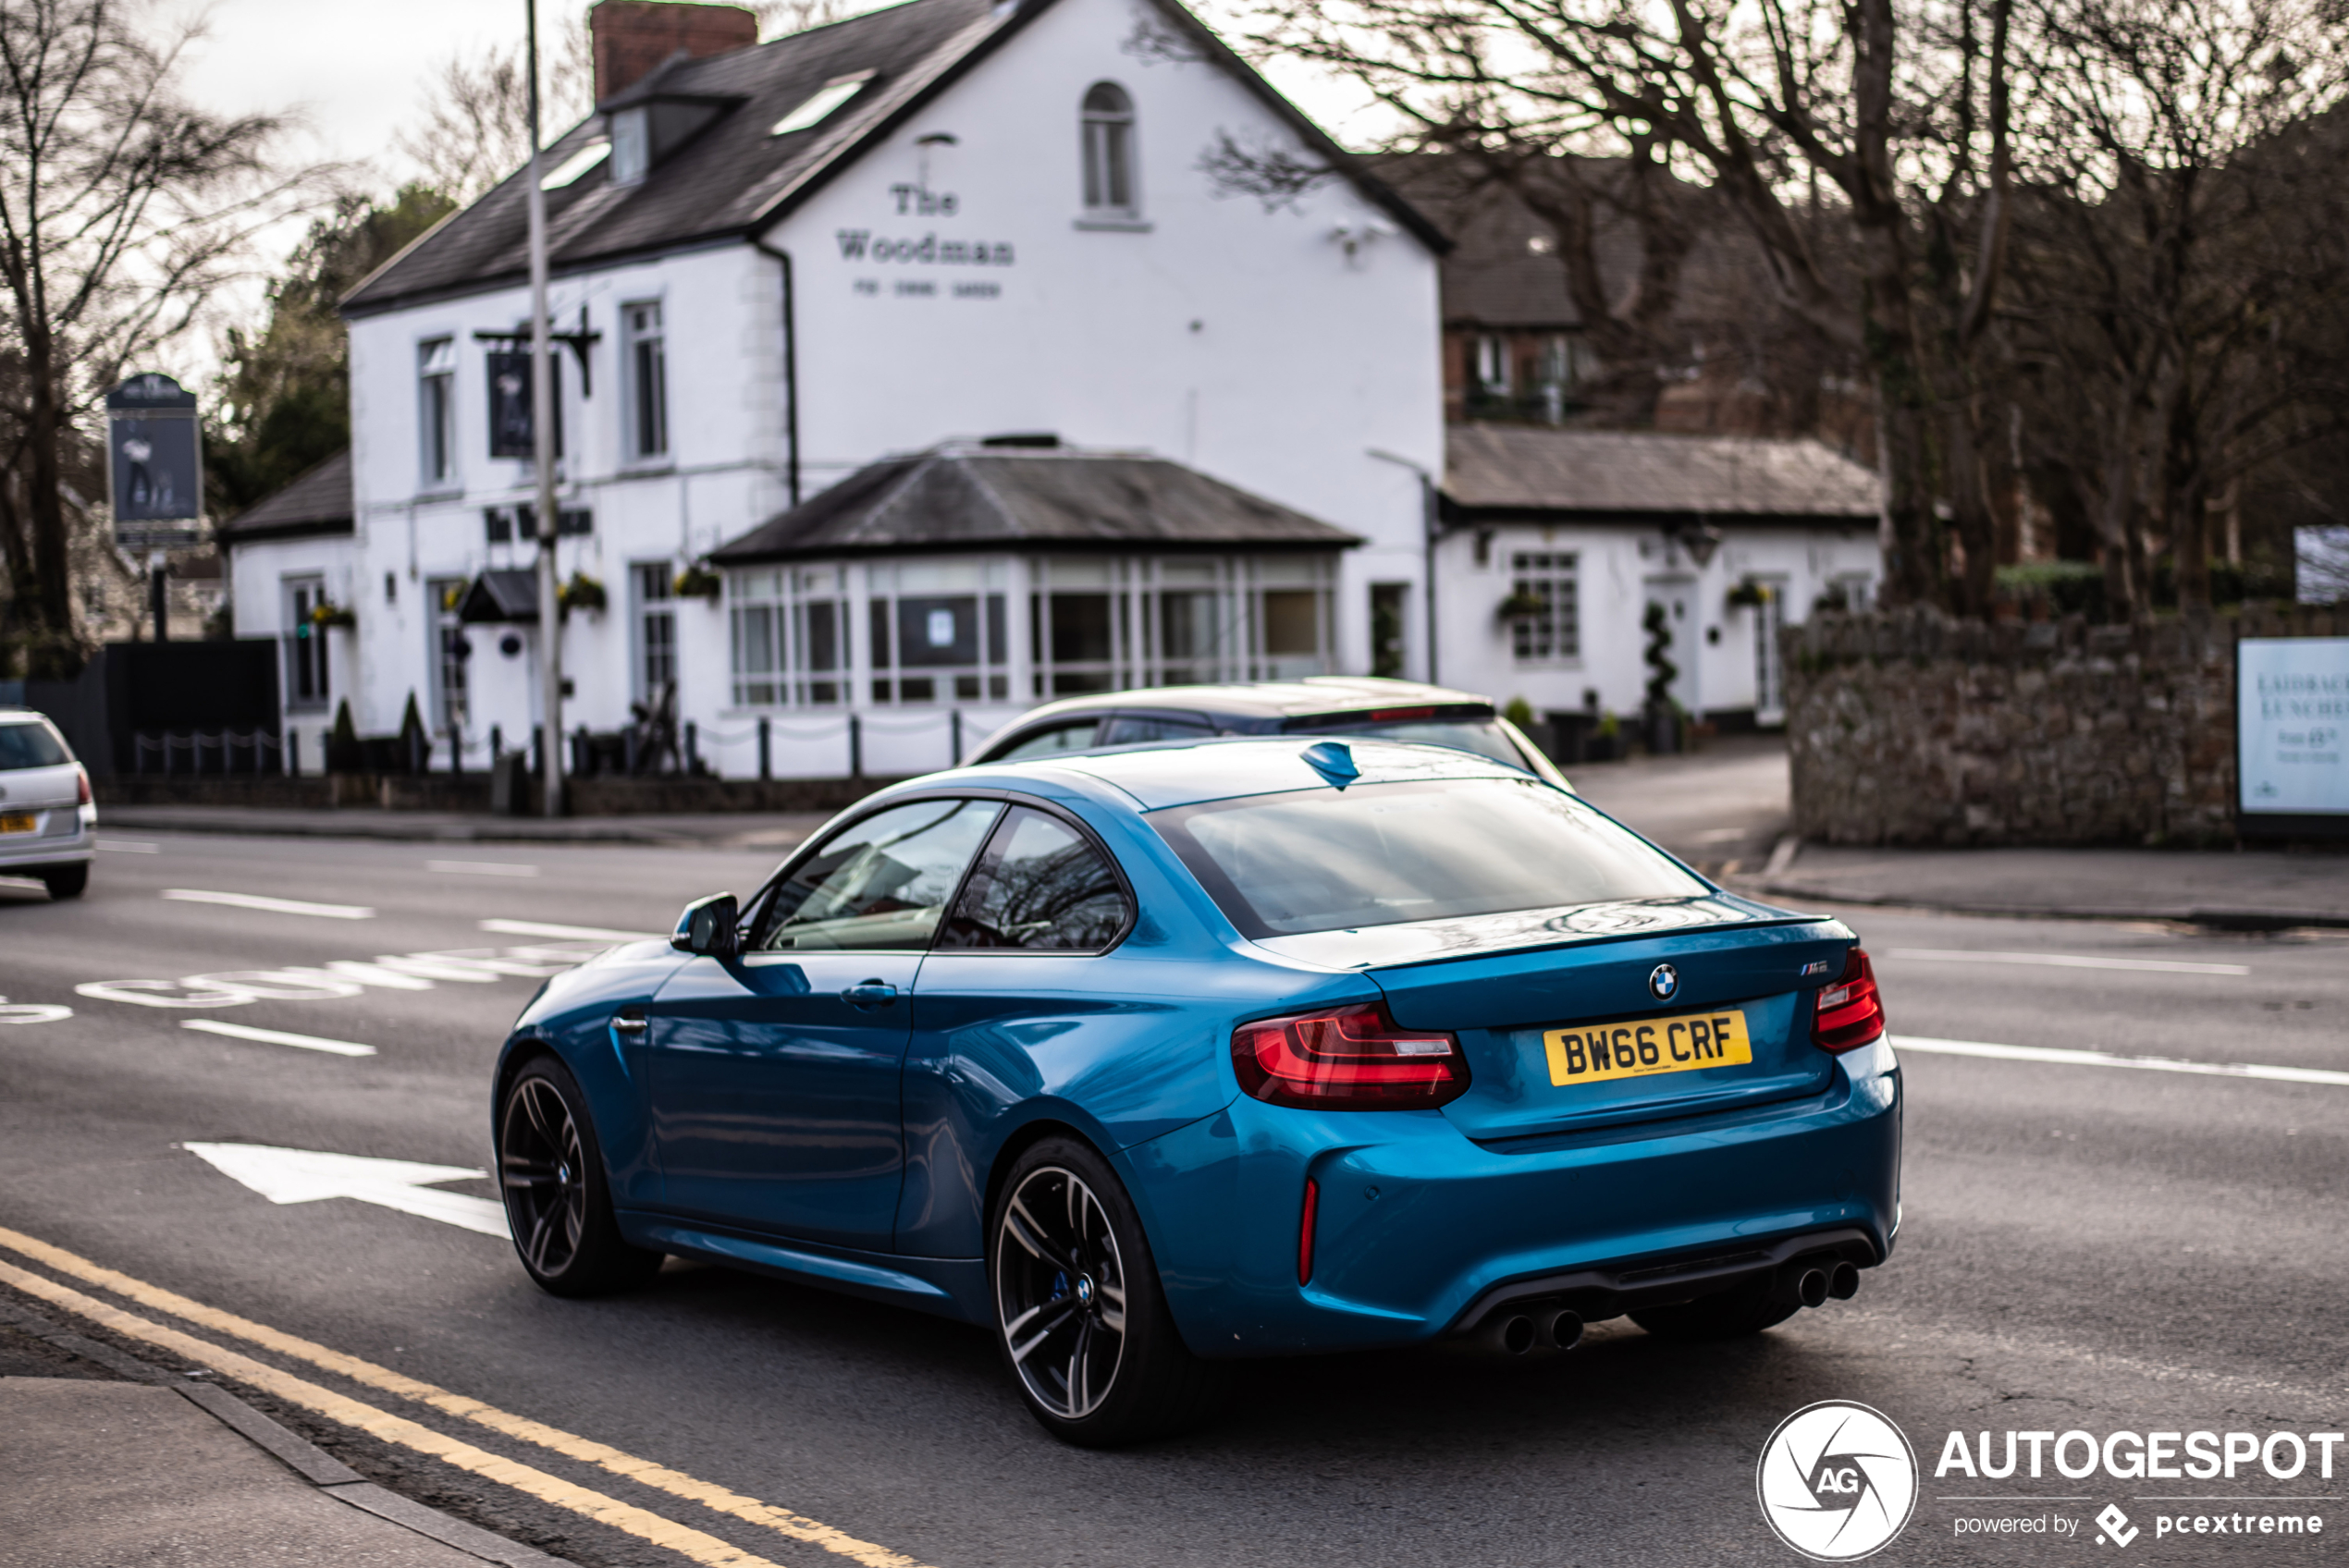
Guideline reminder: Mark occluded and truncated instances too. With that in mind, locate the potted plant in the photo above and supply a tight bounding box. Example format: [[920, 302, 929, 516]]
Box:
[[674, 563, 722, 601], [310, 600, 355, 631], [559, 571, 607, 616], [1642, 601, 1680, 754], [1725, 577, 1771, 609], [1495, 589, 1547, 620]]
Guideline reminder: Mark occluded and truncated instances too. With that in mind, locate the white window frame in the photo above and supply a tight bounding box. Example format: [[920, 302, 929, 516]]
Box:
[[283, 575, 331, 710], [1509, 551, 1581, 666], [1079, 82, 1138, 216], [426, 575, 470, 736], [419, 337, 457, 488], [632, 559, 677, 705], [729, 566, 849, 708], [621, 301, 669, 462]]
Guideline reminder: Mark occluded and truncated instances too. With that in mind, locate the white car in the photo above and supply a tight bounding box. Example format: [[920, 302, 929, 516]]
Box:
[[0, 710, 93, 899]]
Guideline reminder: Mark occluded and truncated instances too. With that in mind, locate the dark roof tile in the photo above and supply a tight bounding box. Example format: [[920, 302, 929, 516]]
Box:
[[1445, 424, 1880, 520], [215, 449, 353, 540], [711, 444, 1360, 562]]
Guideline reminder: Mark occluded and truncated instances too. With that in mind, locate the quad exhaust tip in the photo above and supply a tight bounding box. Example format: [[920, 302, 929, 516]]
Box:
[[1776, 1258, 1863, 1310], [1828, 1261, 1860, 1301]]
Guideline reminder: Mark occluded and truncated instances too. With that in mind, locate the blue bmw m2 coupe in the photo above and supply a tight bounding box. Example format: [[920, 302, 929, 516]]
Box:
[[494, 737, 1899, 1445]]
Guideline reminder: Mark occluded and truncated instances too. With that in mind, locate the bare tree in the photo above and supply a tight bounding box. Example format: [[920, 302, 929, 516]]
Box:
[[1232, 0, 2021, 612], [0, 0, 322, 676], [399, 18, 592, 205], [2002, 0, 2349, 615]]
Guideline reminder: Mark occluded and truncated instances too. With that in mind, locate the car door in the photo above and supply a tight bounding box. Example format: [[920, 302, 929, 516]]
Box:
[[644, 797, 1002, 1251]]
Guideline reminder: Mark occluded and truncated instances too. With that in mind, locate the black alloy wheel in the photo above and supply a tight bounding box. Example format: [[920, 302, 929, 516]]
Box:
[[498, 1058, 660, 1297], [989, 1137, 1224, 1446]]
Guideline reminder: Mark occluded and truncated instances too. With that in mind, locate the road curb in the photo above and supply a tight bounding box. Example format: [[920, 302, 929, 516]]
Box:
[[0, 1298, 578, 1568]]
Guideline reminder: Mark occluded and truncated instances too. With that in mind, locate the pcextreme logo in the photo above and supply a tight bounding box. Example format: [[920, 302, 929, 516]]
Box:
[[1758, 1402, 1921, 1561]]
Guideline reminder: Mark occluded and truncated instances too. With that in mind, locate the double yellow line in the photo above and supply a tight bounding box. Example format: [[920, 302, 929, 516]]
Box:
[[0, 1226, 934, 1568]]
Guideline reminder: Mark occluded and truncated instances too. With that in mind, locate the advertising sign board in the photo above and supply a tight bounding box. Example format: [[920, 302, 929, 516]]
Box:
[[105, 373, 203, 549], [2237, 636, 2349, 836]]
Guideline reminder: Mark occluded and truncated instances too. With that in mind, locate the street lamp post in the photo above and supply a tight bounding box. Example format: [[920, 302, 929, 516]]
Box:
[[524, 0, 564, 817]]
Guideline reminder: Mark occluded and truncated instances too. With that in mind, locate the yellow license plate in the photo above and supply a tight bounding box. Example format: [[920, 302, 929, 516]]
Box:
[[1543, 1009, 1753, 1087], [0, 814, 33, 834]]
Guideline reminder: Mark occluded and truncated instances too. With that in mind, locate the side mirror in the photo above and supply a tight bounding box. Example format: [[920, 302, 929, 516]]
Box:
[[672, 892, 741, 958]]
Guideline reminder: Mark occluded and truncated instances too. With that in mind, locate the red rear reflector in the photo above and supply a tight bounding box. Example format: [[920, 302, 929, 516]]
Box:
[[75, 766, 91, 806], [1297, 1177, 1319, 1284], [1812, 948, 1887, 1053], [1233, 1005, 1468, 1109], [1367, 706, 1436, 721]]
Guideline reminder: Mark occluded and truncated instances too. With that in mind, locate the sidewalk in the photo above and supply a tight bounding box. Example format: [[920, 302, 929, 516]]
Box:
[[0, 1299, 567, 1568], [99, 802, 834, 850], [1740, 841, 2349, 928]]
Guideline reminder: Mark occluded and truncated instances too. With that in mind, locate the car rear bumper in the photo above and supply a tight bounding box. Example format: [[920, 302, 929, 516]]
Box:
[[0, 805, 93, 872], [1126, 1035, 1901, 1356]]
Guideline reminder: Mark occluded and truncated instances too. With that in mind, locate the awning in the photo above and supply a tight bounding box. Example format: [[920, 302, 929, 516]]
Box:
[[456, 569, 541, 623]]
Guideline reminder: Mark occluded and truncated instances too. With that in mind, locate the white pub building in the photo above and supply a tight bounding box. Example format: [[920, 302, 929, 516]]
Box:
[[222, 0, 1882, 780]]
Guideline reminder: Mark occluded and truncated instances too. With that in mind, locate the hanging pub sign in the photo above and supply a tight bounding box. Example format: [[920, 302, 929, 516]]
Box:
[[2237, 636, 2349, 838], [486, 350, 562, 459], [105, 373, 203, 549]]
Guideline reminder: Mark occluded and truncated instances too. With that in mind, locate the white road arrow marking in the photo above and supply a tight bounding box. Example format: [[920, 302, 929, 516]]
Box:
[[181, 1143, 510, 1237], [0, 997, 71, 1024], [163, 889, 376, 919]]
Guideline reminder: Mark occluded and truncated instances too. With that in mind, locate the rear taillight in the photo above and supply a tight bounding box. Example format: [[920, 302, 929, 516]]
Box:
[[75, 766, 91, 806], [1233, 1005, 1468, 1109], [1812, 947, 1886, 1053]]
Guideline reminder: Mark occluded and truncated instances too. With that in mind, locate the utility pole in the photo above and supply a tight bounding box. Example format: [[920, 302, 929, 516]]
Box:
[[525, 0, 564, 817]]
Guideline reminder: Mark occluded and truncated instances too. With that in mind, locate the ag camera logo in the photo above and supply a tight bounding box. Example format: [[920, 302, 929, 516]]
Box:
[[1758, 1401, 1919, 1561]]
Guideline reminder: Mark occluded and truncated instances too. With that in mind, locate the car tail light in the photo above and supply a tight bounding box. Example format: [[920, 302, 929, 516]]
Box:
[[1812, 947, 1886, 1053], [75, 766, 91, 806], [1233, 1005, 1468, 1109]]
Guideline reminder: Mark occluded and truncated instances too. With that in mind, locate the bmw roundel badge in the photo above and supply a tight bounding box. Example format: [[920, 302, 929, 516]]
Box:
[[1648, 963, 1679, 1002]]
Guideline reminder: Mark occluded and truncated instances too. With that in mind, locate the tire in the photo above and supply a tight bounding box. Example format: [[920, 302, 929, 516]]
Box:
[[1629, 1274, 1801, 1341], [989, 1136, 1224, 1447], [43, 864, 88, 900], [498, 1056, 661, 1298]]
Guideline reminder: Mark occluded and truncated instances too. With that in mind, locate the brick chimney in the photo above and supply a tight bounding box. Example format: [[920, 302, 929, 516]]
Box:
[[590, 1, 759, 104]]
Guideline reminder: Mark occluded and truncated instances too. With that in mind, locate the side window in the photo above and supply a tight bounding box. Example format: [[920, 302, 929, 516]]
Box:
[[992, 719, 1102, 762], [1099, 715, 1211, 746], [756, 799, 1001, 952], [940, 807, 1131, 952]]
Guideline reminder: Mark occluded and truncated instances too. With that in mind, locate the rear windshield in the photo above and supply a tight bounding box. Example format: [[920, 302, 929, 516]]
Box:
[[0, 720, 71, 771], [1295, 717, 1526, 771], [1152, 778, 1704, 937]]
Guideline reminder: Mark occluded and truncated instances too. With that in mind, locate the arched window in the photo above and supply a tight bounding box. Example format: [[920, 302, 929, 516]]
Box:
[[1080, 82, 1136, 213]]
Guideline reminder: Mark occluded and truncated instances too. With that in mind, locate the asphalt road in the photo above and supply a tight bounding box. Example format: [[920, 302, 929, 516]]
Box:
[[1, 826, 2343, 1567]]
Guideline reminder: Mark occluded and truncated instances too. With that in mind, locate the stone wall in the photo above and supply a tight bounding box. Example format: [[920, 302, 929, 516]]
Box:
[[1783, 604, 2343, 846]]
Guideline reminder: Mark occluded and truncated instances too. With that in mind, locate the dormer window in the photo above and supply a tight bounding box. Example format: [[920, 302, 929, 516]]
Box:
[[772, 71, 873, 135], [1080, 82, 1136, 213], [610, 108, 650, 186]]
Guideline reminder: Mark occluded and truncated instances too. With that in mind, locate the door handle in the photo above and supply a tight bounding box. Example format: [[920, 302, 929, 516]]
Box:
[[841, 980, 898, 1009], [611, 1011, 648, 1035]]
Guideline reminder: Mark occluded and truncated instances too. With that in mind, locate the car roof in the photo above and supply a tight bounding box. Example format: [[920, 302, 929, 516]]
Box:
[[992, 678, 1496, 729], [965, 734, 1530, 813]]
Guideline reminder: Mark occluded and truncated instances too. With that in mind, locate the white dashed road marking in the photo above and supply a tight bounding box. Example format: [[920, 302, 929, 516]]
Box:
[[180, 1020, 378, 1058], [425, 860, 539, 876], [1894, 1035, 2349, 1087], [478, 917, 658, 942], [162, 889, 375, 919]]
